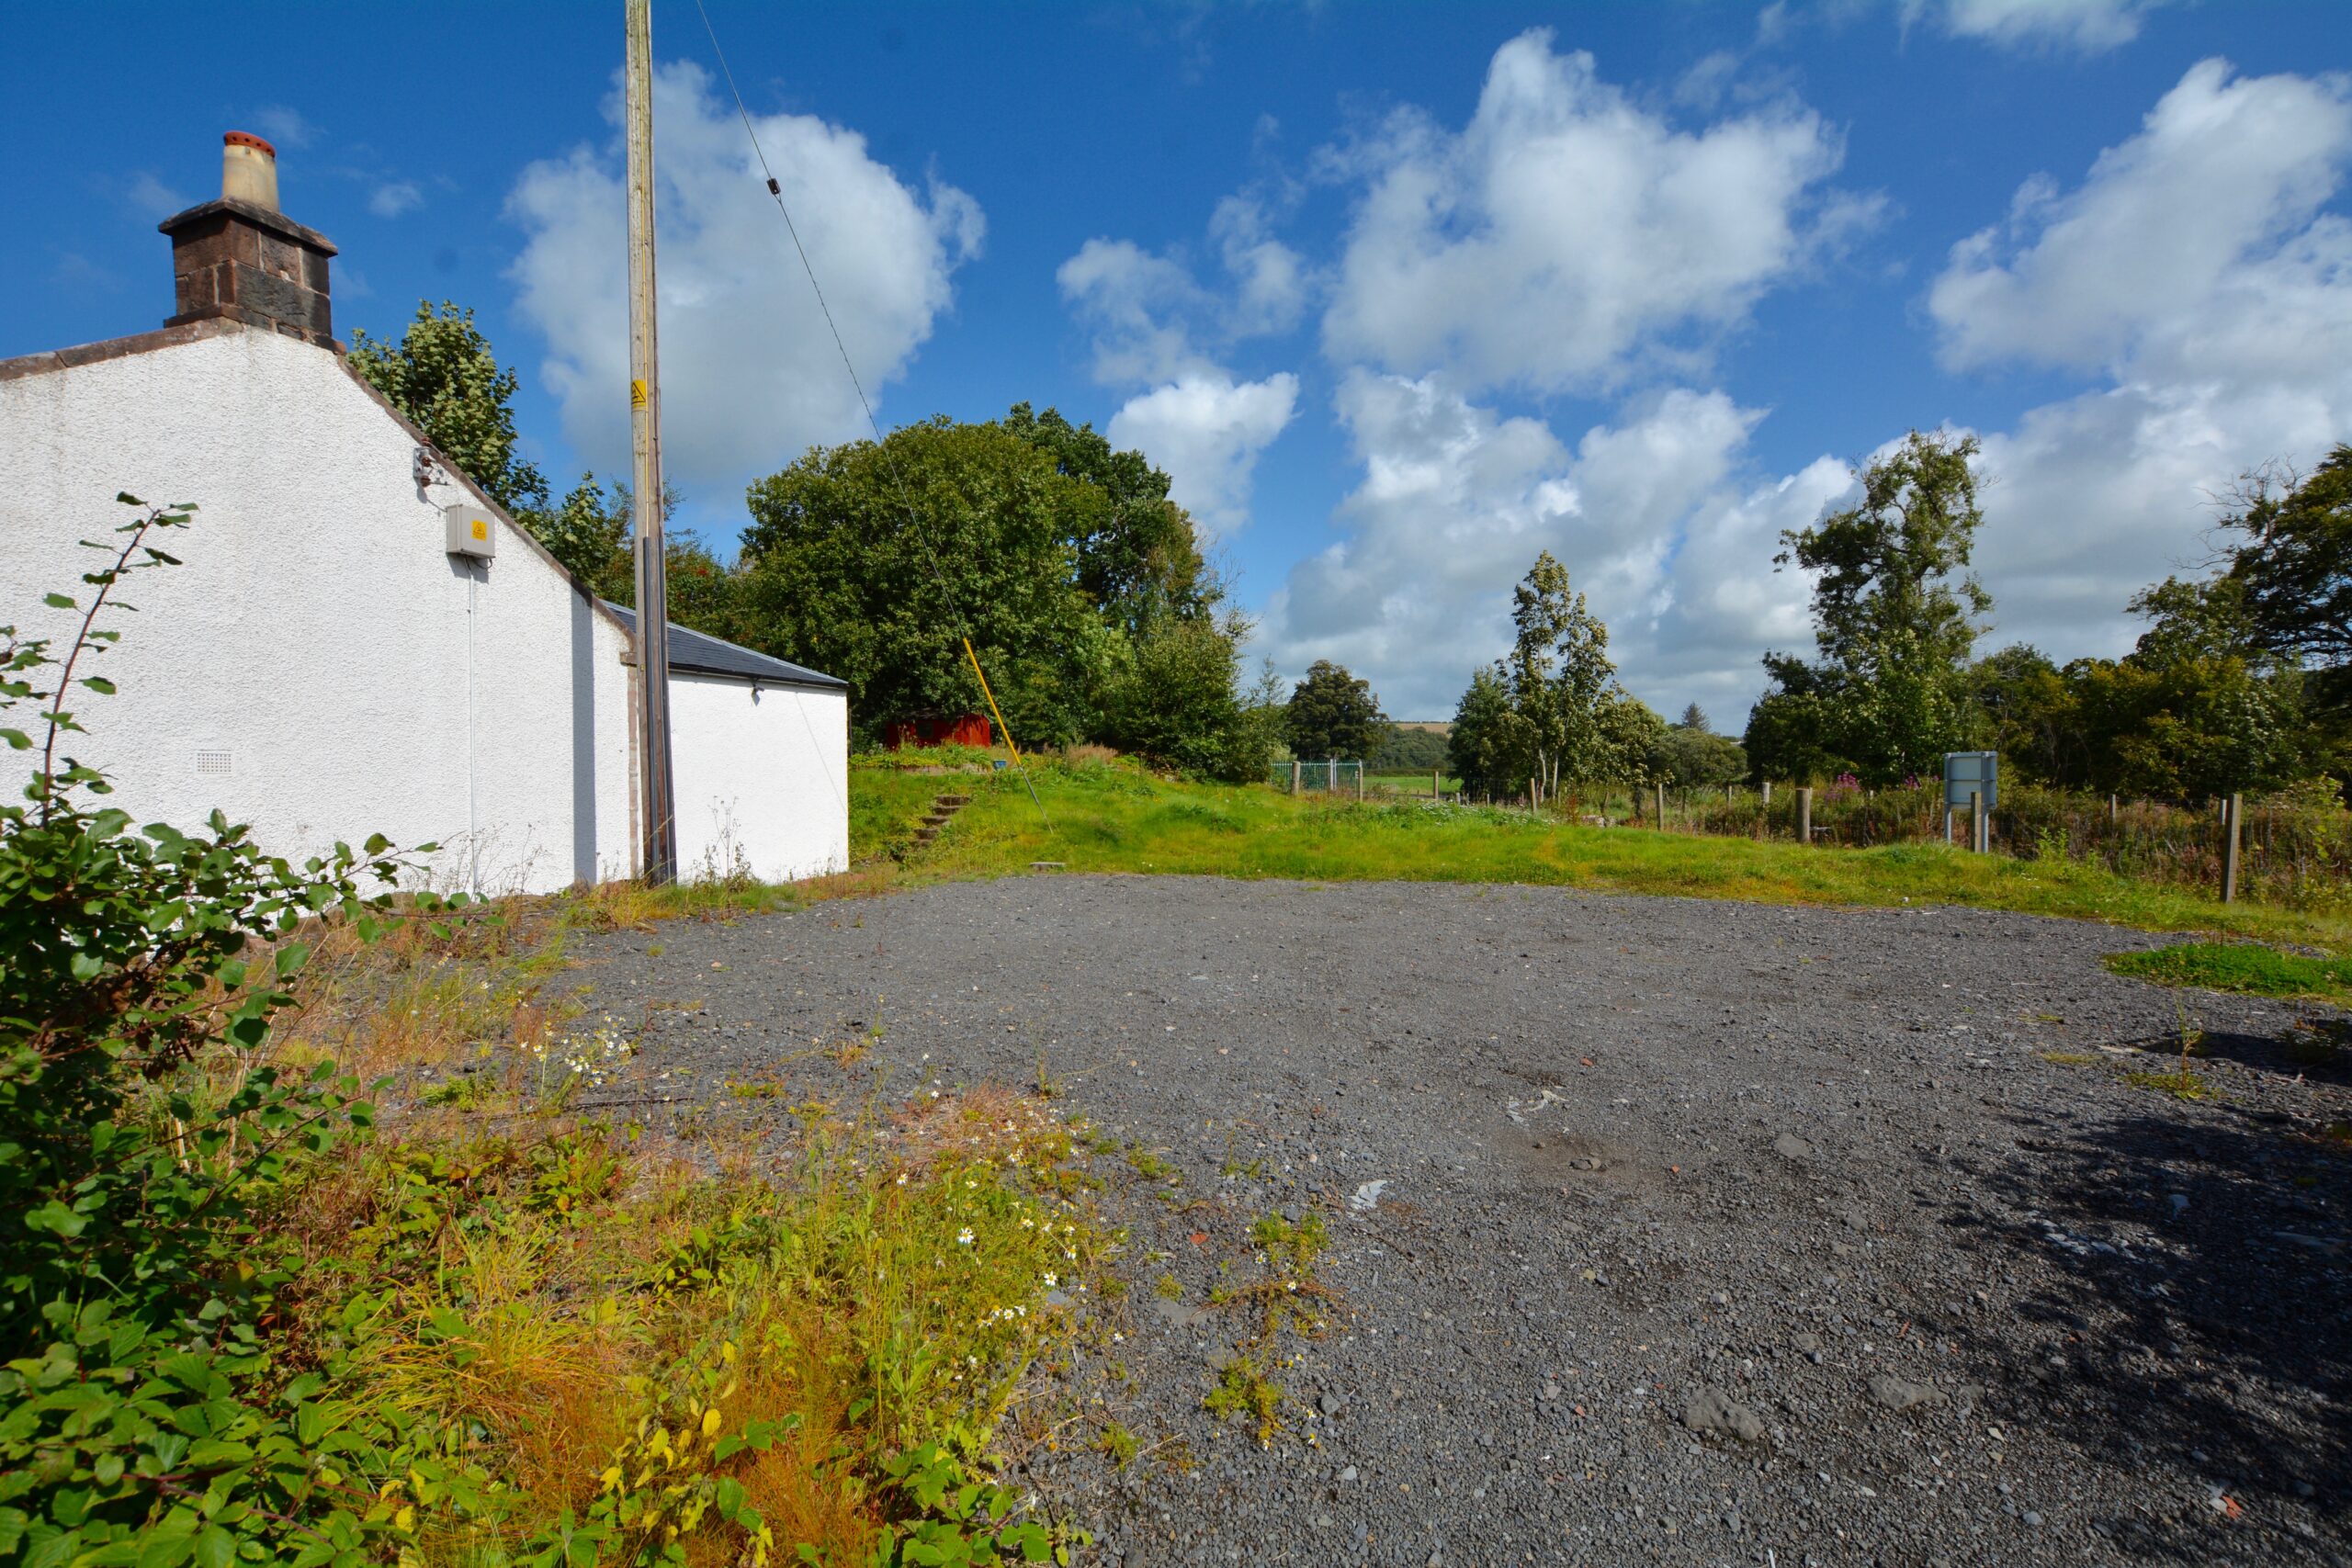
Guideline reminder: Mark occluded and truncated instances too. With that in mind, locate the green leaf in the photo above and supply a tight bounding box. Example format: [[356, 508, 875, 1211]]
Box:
[[83, 677, 117, 694], [26, 1199, 88, 1237], [191, 1525, 235, 1568], [274, 942, 311, 978], [44, 592, 75, 609]]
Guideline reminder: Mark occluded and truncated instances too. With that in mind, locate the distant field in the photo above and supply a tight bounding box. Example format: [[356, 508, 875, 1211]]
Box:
[[863, 754, 2351, 952], [1367, 771, 1461, 795]]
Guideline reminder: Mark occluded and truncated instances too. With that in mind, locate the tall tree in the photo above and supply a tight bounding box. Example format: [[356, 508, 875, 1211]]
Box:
[[1504, 551, 1626, 798], [1759, 430, 1992, 784], [1284, 661, 1386, 761], [348, 301, 547, 515], [1001, 401, 1216, 634], [740, 418, 1114, 747], [1448, 664, 1517, 798], [1448, 552, 1649, 801], [2218, 445, 2352, 705], [1679, 703, 1711, 733]]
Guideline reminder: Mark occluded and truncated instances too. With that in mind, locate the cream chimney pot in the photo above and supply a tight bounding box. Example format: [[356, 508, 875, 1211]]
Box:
[[221, 130, 278, 210]]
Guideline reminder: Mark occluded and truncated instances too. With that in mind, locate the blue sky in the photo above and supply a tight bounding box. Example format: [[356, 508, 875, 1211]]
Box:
[[6, 0, 2348, 720]]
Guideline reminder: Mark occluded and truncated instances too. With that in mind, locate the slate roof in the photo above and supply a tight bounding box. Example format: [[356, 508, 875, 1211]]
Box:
[[601, 604, 846, 691]]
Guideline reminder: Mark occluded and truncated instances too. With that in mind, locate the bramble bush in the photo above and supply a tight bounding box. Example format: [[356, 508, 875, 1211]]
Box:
[[0, 497, 441, 1564], [3, 498, 1096, 1568]]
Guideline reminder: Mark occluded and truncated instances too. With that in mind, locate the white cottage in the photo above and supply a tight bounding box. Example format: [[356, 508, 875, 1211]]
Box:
[[0, 133, 848, 893]]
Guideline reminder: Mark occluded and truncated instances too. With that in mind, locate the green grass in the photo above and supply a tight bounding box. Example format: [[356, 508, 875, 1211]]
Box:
[[895, 758, 2352, 950], [849, 760, 960, 860], [2104, 941, 2352, 999], [1365, 771, 1460, 795]]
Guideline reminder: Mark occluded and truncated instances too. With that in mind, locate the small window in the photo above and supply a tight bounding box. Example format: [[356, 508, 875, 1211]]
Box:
[[195, 749, 233, 777]]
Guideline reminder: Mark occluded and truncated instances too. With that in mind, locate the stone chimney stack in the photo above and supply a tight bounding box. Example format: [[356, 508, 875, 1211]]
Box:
[[158, 131, 338, 346]]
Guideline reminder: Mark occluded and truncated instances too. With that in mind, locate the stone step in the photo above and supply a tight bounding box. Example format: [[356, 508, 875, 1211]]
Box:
[[935, 795, 973, 807], [912, 826, 939, 843]]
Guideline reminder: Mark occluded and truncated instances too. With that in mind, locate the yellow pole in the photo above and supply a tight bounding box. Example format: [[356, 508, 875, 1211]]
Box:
[[964, 637, 1049, 828]]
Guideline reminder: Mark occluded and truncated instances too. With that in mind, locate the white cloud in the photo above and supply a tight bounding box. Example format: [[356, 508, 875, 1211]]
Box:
[[1319, 28, 1864, 395], [1211, 195, 1309, 338], [368, 180, 423, 219], [1904, 0, 2160, 53], [1929, 60, 2352, 378], [1057, 192, 1308, 533], [1056, 238, 1214, 385], [1257, 373, 1815, 719], [124, 172, 186, 220], [248, 105, 319, 150], [1106, 372, 1299, 536], [1923, 59, 2352, 667], [508, 61, 981, 491], [1057, 197, 1308, 385]]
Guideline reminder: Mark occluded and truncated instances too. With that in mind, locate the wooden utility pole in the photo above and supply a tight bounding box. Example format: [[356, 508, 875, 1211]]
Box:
[[625, 0, 677, 884]]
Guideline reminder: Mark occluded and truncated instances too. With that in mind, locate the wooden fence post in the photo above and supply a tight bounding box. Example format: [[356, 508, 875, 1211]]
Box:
[[2109, 794, 2118, 825], [1797, 786, 1813, 844], [1972, 790, 1986, 853], [2222, 791, 2242, 904], [1762, 780, 1772, 807], [1655, 781, 1667, 828], [1432, 767, 1440, 801], [1291, 760, 1301, 795]]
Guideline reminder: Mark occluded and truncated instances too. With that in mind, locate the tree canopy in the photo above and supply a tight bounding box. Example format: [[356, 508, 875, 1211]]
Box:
[[348, 301, 546, 515], [1450, 552, 1657, 801], [2218, 445, 2352, 707], [736, 407, 1272, 776], [1283, 661, 1386, 761], [1001, 402, 1215, 635], [739, 417, 1114, 746], [1747, 431, 1990, 784]]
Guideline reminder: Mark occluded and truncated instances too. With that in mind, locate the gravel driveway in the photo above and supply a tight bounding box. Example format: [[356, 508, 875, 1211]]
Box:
[[567, 875, 2351, 1567]]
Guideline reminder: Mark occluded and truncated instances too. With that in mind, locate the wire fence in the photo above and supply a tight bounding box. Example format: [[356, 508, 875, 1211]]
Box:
[[1271, 760, 1367, 795], [1612, 780, 2352, 910]]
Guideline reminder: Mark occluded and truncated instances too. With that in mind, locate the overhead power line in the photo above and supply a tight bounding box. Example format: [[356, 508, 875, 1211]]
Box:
[[688, 0, 1049, 828]]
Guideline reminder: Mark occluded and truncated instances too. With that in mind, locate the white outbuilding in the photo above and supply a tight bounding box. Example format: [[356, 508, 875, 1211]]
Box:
[[0, 132, 848, 893]]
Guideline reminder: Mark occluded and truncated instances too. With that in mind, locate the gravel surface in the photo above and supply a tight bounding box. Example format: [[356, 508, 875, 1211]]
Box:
[[566, 875, 2352, 1566]]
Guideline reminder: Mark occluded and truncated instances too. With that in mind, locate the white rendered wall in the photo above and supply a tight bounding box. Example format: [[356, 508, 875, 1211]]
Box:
[[0, 324, 638, 893], [669, 672, 849, 883]]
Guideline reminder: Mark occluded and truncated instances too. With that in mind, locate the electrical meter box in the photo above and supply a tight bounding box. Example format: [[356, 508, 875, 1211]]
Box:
[[443, 505, 496, 561]]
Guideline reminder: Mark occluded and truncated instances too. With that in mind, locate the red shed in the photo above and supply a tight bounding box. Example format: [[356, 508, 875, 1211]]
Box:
[[885, 713, 993, 750]]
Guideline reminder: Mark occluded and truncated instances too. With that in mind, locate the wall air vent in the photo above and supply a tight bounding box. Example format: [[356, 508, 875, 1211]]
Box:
[[195, 749, 233, 776]]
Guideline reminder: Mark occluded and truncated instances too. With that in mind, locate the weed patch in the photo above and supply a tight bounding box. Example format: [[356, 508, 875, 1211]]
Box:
[[2106, 942, 2352, 1000], [2127, 1067, 2213, 1100]]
